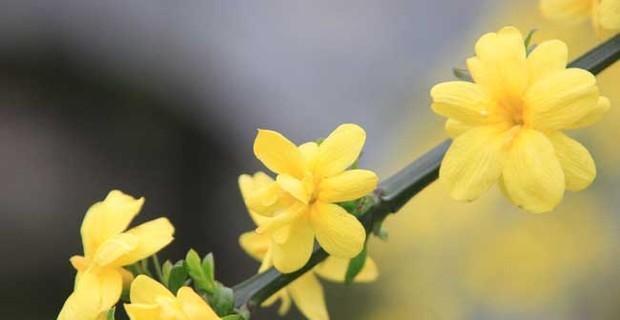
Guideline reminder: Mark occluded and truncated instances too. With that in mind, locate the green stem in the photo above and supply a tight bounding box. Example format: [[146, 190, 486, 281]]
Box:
[[152, 254, 164, 282], [139, 259, 153, 278], [231, 33, 620, 310]]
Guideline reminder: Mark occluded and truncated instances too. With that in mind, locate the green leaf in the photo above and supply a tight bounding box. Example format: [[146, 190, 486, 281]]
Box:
[[339, 196, 376, 218], [106, 307, 116, 320], [338, 200, 360, 216], [372, 216, 388, 241], [161, 260, 173, 286], [221, 315, 245, 320], [185, 249, 216, 294], [202, 253, 215, 285], [452, 67, 472, 81], [524, 28, 538, 49], [345, 245, 368, 284], [167, 260, 189, 294], [210, 284, 234, 316]]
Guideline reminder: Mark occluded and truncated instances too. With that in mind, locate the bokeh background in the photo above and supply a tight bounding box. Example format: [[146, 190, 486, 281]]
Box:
[[1, 1, 618, 319]]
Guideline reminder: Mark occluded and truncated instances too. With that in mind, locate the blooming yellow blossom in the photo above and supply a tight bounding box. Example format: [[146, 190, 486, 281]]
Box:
[[239, 229, 378, 320], [541, 0, 620, 33], [58, 190, 175, 320], [431, 26, 609, 213], [242, 124, 378, 272], [124, 275, 220, 320], [239, 171, 378, 319]]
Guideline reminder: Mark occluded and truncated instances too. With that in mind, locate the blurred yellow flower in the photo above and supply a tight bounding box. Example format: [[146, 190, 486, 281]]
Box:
[[540, 0, 620, 33], [431, 26, 609, 213], [239, 229, 377, 320], [463, 197, 609, 310], [58, 190, 175, 320], [124, 275, 220, 320], [243, 123, 378, 272]]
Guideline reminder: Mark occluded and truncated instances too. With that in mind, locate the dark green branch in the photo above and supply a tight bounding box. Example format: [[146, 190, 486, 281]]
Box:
[[232, 33, 620, 310], [568, 33, 620, 73]]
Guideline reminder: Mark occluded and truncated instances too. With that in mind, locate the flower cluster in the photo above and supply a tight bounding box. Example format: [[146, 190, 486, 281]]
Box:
[[239, 124, 378, 273], [58, 190, 176, 320], [237, 124, 380, 319], [239, 171, 378, 320], [56, 21, 613, 320], [431, 26, 609, 213]]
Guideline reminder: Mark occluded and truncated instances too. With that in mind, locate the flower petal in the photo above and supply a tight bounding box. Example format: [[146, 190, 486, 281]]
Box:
[[314, 256, 378, 283], [272, 216, 315, 273], [315, 124, 366, 177], [93, 233, 138, 266], [355, 256, 379, 282], [299, 142, 320, 169], [110, 218, 175, 267], [124, 303, 161, 320], [59, 268, 123, 320], [502, 129, 565, 213], [263, 290, 293, 316], [94, 268, 124, 314], [288, 273, 329, 320], [567, 96, 610, 129], [272, 223, 291, 244], [527, 40, 568, 84], [548, 131, 596, 191], [70, 255, 89, 272], [310, 202, 365, 258], [525, 68, 599, 130], [439, 125, 512, 201], [468, 26, 527, 100], [255, 203, 306, 235], [253, 129, 305, 178], [262, 290, 292, 316], [238, 172, 281, 216], [58, 271, 113, 320], [445, 119, 472, 137], [130, 275, 175, 304], [177, 287, 220, 320], [318, 169, 378, 203], [58, 291, 101, 320], [81, 190, 144, 257], [239, 231, 271, 261], [430, 81, 494, 125], [277, 174, 310, 204]]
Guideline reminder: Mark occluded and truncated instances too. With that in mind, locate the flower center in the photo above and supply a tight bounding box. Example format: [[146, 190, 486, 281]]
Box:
[[501, 98, 527, 126], [303, 174, 320, 204]]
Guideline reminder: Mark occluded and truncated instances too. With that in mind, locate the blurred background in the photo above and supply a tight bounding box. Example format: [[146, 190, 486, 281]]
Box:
[[1, 0, 618, 319]]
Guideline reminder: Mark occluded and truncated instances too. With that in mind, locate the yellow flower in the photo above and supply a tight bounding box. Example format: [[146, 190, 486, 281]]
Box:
[[124, 275, 220, 320], [239, 229, 378, 320], [58, 190, 175, 320], [243, 124, 378, 272], [541, 0, 620, 33], [431, 26, 609, 213]]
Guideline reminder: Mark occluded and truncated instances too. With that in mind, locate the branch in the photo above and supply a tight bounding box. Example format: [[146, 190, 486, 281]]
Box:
[[569, 33, 620, 73], [232, 33, 620, 310]]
